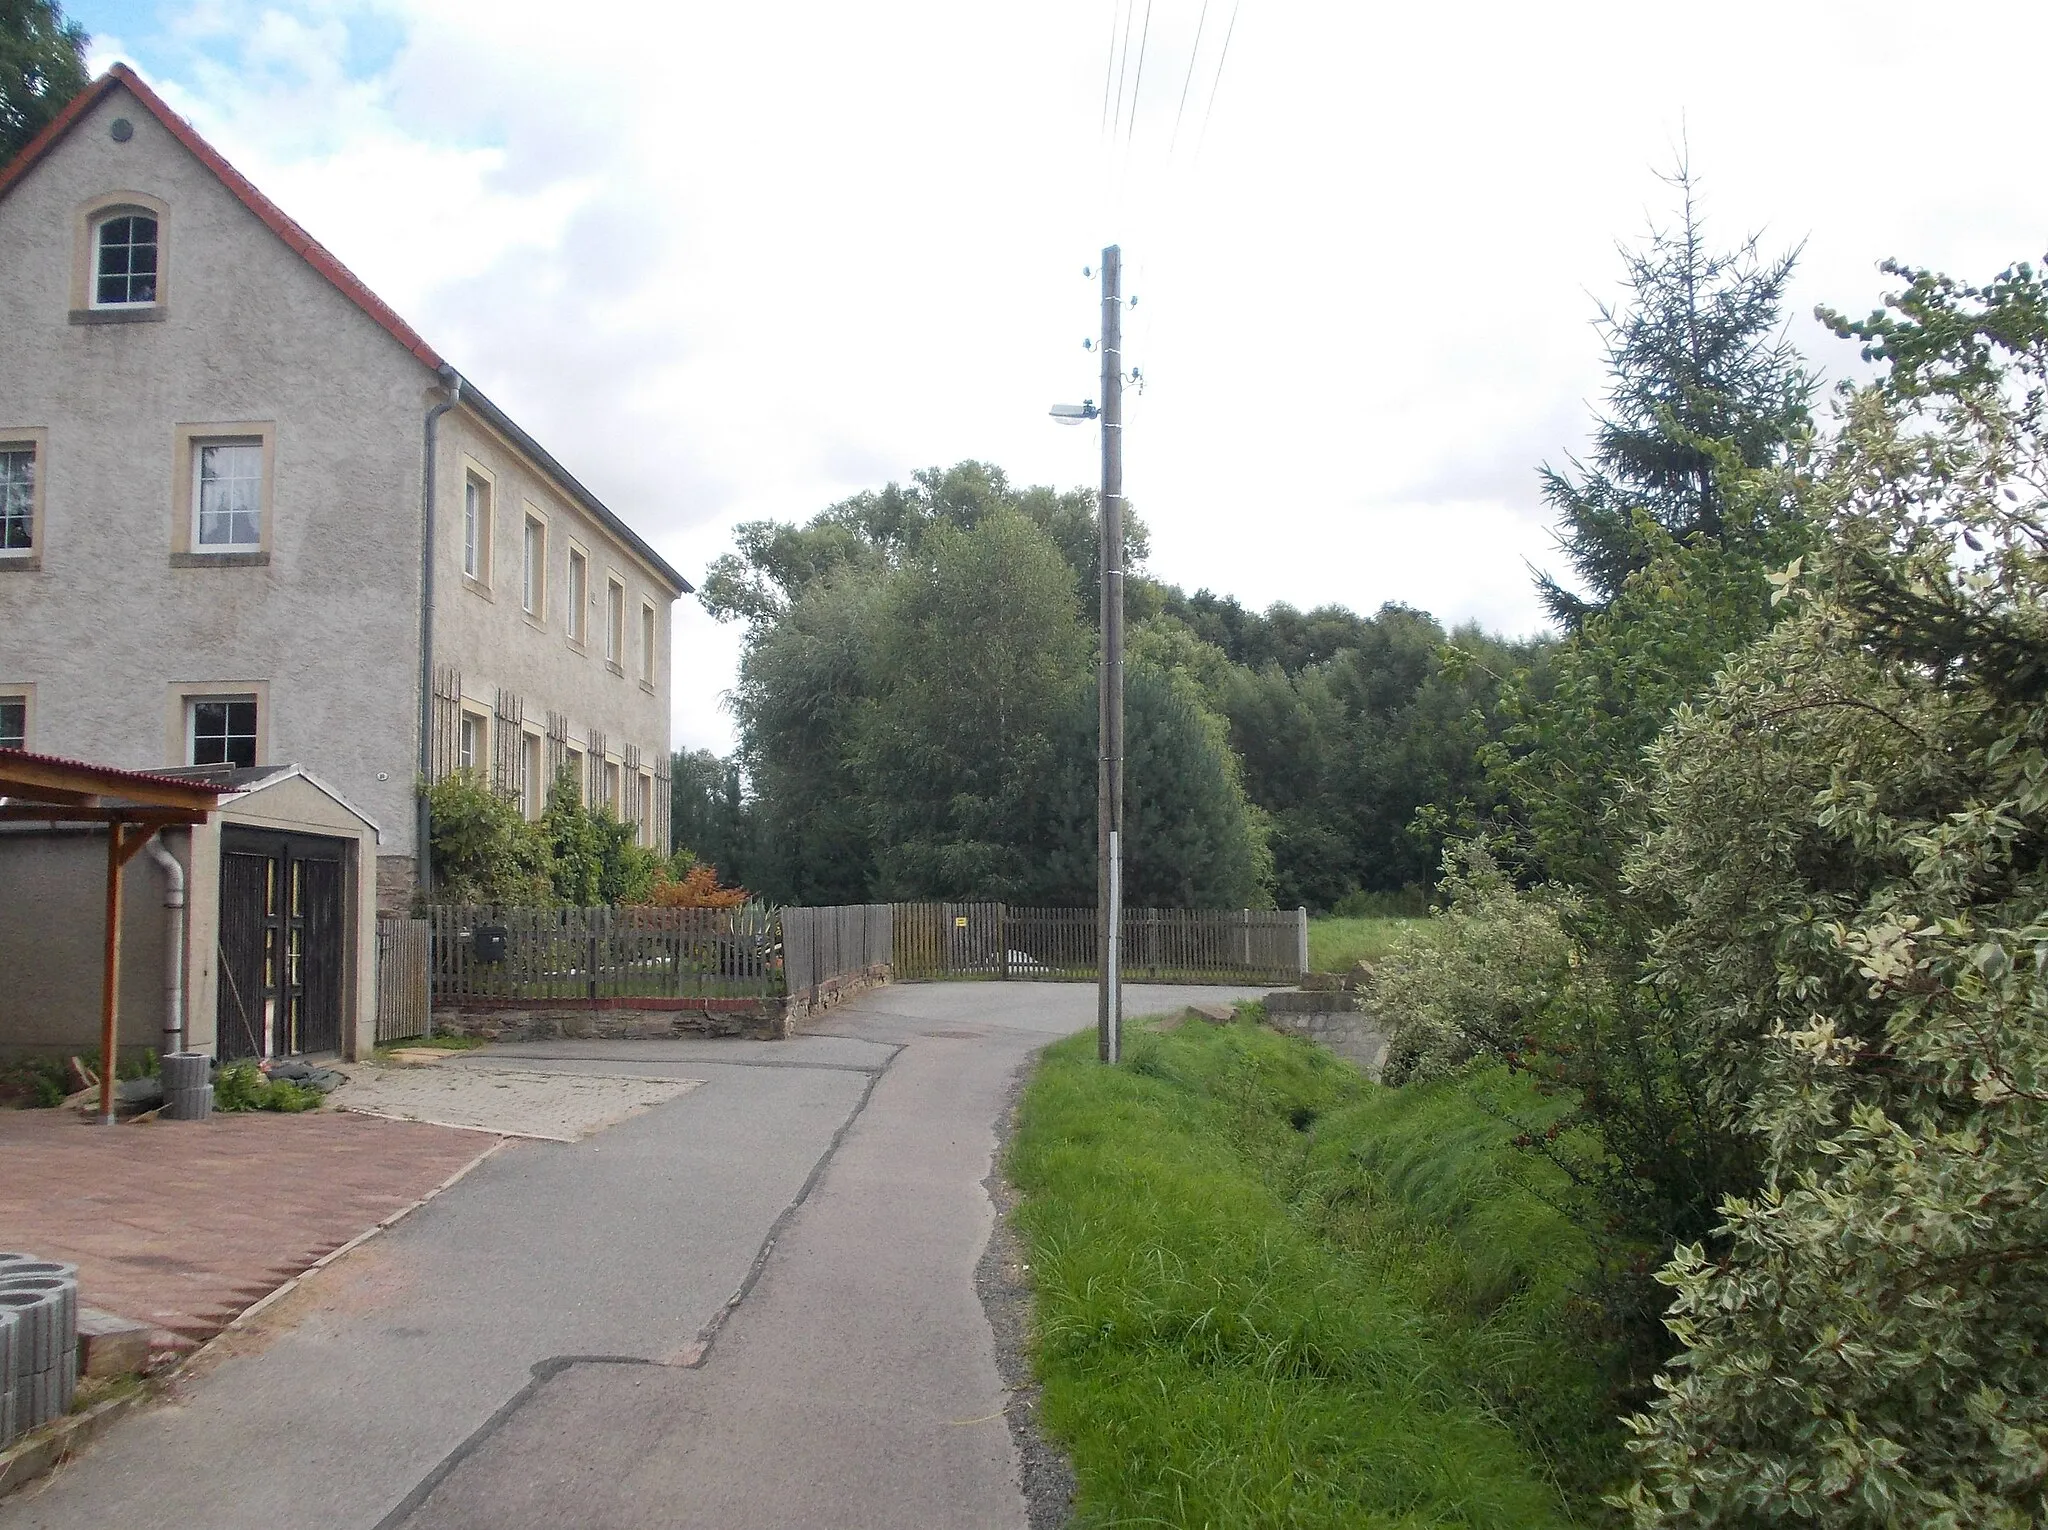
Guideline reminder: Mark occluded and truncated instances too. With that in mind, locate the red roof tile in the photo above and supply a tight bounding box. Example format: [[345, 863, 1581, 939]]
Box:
[[0, 749, 225, 807]]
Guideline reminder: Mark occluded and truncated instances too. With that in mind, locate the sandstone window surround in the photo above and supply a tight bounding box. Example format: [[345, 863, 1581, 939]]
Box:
[[456, 709, 487, 775], [521, 507, 547, 623], [461, 462, 494, 593], [520, 730, 544, 819], [0, 687, 32, 751], [639, 600, 657, 689], [605, 576, 625, 672], [169, 423, 274, 567], [0, 430, 46, 570], [167, 681, 268, 770], [565, 542, 589, 646], [70, 191, 170, 324]]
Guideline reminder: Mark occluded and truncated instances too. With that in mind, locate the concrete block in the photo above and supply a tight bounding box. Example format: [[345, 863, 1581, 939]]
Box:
[[74, 1309, 150, 1380]]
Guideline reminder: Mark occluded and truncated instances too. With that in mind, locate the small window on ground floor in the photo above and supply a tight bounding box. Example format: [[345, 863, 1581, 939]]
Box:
[[564, 747, 584, 802], [457, 712, 485, 774], [522, 732, 543, 819], [188, 695, 257, 768]]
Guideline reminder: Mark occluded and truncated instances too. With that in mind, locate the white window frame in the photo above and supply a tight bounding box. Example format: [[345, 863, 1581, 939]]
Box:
[[189, 438, 265, 553], [185, 692, 260, 769], [90, 209, 160, 310], [522, 511, 546, 619], [566, 544, 588, 644], [0, 434, 43, 562], [521, 731, 544, 819], [457, 710, 486, 774], [605, 577, 625, 667], [604, 759, 622, 816], [0, 686, 32, 751], [462, 469, 493, 588]]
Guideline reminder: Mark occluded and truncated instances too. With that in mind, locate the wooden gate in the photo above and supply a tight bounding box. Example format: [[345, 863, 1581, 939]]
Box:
[[376, 918, 431, 1042], [216, 828, 348, 1060]]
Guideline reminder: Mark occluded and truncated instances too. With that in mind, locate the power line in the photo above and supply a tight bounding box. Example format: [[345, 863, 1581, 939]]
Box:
[[1124, 0, 1155, 146], [1099, 0, 1124, 140], [1110, 0, 1137, 142], [1169, 0, 1211, 155], [1195, 0, 1241, 157]]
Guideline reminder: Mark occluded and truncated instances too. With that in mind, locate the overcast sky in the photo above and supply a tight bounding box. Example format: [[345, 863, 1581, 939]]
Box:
[[74, 0, 2048, 752]]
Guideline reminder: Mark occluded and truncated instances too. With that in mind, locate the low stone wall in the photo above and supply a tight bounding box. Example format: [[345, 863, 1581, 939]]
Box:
[[435, 995, 791, 1043], [1260, 988, 1393, 1081], [785, 964, 893, 1033], [433, 963, 897, 1045]]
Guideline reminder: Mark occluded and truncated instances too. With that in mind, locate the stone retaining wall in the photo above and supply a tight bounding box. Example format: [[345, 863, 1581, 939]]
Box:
[[785, 964, 892, 1032], [433, 963, 896, 1045], [1260, 989, 1392, 1081]]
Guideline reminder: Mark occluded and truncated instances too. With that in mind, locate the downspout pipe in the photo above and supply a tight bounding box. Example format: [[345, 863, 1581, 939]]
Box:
[[144, 830, 185, 1055], [417, 364, 462, 899]]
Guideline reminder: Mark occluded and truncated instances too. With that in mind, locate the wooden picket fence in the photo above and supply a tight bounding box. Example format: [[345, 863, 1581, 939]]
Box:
[[428, 904, 781, 1002], [780, 904, 893, 997], [891, 903, 1305, 985]]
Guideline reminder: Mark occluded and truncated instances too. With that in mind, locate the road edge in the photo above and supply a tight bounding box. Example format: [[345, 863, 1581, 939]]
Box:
[[976, 1052, 1078, 1530]]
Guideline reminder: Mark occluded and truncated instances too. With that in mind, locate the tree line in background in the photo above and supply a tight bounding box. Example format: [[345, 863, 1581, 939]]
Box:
[[677, 465, 1548, 913]]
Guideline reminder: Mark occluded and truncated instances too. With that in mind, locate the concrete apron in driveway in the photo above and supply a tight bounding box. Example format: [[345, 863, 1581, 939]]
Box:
[[0, 983, 1260, 1530]]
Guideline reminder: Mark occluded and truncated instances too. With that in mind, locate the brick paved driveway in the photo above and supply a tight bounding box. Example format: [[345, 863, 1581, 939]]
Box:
[[0, 1108, 498, 1354]]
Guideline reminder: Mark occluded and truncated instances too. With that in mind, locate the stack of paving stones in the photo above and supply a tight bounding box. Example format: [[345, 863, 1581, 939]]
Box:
[[0, 1254, 79, 1446], [161, 1051, 213, 1121]]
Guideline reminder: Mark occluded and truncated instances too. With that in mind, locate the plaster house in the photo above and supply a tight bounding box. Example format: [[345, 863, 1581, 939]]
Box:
[[0, 64, 690, 931]]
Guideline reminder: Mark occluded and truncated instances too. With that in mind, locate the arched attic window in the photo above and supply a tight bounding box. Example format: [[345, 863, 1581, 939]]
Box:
[[91, 209, 159, 307]]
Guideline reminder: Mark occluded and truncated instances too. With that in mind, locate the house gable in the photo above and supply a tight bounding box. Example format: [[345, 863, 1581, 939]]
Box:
[[0, 64, 689, 598]]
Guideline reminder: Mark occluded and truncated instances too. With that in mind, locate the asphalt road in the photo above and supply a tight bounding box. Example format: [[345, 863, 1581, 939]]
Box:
[[1, 982, 1259, 1530]]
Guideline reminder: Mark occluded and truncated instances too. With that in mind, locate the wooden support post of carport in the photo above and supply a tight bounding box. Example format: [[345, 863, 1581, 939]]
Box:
[[98, 818, 161, 1125], [0, 751, 223, 1124]]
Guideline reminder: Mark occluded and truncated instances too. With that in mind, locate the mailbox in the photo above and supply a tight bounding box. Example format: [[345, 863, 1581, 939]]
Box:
[[471, 925, 508, 964]]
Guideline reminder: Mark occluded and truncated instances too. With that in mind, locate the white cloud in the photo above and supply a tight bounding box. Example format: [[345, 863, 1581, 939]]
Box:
[[94, 0, 2048, 750]]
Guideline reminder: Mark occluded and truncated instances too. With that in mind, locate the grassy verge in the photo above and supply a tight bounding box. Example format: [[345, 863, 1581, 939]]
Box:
[[374, 1034, 488, 1060], [1009, 1018, 1618, 1528], [1307, 915, 1424, 972]]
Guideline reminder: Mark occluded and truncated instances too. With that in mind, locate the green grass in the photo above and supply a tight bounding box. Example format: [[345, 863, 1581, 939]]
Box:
[[374, 1034, 488, 1059], [1308, 915, 1425, 972], [1009, 1019, 1619, 1528]]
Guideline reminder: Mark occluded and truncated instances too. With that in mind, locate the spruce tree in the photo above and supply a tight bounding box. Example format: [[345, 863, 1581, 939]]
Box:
[[1536, 162, 1813, 625]]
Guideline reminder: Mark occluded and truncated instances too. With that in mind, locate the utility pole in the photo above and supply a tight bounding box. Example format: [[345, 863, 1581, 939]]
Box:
[[1097, 244, 1124, 1065]]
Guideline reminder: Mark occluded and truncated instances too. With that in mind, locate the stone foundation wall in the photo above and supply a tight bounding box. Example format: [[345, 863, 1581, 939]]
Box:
[[434, 963, 896, 1046], [785, 964, 892, 1033], [375, 855, 417, 919], [1260, 989, 1392, 1081], [435, 995, 791, 1043]]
